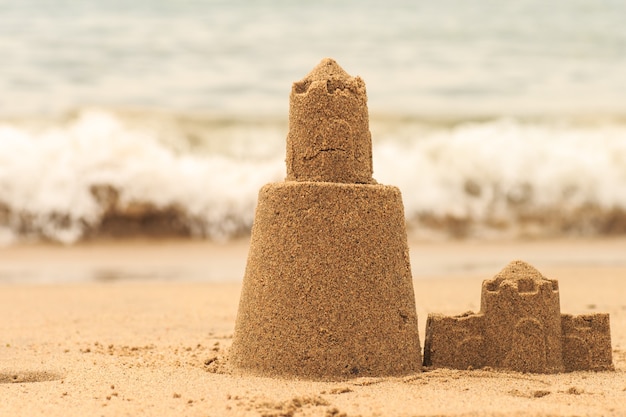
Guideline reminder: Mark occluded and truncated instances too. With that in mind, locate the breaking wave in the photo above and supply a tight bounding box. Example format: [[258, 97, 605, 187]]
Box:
[[1, 109, 626, 244]]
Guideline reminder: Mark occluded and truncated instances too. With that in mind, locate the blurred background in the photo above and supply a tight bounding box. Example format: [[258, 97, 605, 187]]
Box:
[[1, 0, 626, 245]]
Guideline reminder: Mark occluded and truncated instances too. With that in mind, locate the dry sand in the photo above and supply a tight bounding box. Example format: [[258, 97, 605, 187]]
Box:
[[1, 238, 625, 416]]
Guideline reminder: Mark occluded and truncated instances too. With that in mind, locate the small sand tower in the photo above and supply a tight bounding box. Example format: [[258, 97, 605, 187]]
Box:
[[230, 58, 422, 380], [424, 260, 613, 373]]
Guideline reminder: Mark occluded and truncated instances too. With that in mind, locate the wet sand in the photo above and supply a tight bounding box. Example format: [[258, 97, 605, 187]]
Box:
[[1, 238, 625, 416]]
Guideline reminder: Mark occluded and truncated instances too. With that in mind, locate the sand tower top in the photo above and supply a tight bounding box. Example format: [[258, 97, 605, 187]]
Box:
[[493, 260, 546, 281], [484, 260, 559, 294], [295, 58, 352, 90], [286, 58, 375, 184]]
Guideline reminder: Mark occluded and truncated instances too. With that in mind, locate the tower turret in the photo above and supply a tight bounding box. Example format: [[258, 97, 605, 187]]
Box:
[[481, 261, 564, 373], [286, 58, 374, 184]]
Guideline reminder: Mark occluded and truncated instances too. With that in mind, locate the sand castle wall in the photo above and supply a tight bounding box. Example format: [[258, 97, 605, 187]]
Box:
[[230, 59, 422, 380], [562, 313, 613, 372]]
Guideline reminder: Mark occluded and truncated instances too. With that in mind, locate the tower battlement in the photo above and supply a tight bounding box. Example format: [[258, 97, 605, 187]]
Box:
[[484, 277, 558, 294]]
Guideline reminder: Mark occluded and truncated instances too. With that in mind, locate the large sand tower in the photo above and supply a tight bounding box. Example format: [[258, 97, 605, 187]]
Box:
[[230, 58, 422, 380]]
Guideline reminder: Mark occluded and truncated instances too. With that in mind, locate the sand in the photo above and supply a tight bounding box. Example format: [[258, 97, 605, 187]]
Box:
[[1, 238, 625, 416]]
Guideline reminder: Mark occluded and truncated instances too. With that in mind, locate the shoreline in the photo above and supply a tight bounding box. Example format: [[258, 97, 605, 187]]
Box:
[[1, 236, 625, 283]]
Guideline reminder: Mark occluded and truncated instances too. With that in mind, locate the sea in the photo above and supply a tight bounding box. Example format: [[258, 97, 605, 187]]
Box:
[[1, 0, 626, 245]]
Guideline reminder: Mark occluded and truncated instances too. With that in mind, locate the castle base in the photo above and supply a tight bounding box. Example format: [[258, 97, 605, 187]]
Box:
[[230, 181, 422, 380]]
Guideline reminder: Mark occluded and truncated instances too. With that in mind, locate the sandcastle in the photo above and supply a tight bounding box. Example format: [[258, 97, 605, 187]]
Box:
[[424, 260, 614, 373], [230, 58, 422, 380]]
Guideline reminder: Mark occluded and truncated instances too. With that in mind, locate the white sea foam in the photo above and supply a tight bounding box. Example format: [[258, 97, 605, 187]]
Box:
[[374, 119, 626, 238], [0, 110, 283, 243], [1, 110, 626, 244]]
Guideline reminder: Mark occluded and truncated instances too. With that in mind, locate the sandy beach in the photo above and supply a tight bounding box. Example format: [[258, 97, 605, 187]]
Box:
[[3, 1, 626, 415], [1, 238, 624, 416]]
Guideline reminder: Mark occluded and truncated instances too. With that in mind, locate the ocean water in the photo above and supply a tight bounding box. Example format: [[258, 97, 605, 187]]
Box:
[[1, 0, 626, 244]]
